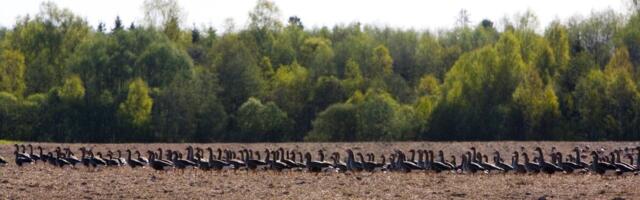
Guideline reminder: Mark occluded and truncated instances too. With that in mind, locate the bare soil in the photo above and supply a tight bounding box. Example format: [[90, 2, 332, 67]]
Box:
[[0, 142, 638, 199]]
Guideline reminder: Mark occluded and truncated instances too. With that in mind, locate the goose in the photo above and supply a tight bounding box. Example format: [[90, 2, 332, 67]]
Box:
[[135, 150, 149, 164], [451, 155, 461, 171], [38, 146, 50, 164], [470, 147, 479, 163], [437, 151, 455, 170], [373, 154, 386, 170], [105, 151, 121, 166], [186, 146, 197, 163], [521, 152, 540, 173], [46, 152, 57, 166], [14, 148, 34, 166], [317, 150, 333, 166], [78, 147, 91, 167], [493, 151, 513, 172], [64, 148, 81, 166], [330, 153, 347, 172], [386, 154, 397, 171], [156, 148, 173, 165], [429, 150, 452, 172], [461, 153, 484, 173], [346, 149, 364, 172], [172, 151, 197, 170], [278, 148, 298, 168], [89, 151, 106, 168], [55, 151, 71, 168], [115, 150, 127, 166], [357, 152, 376, 172], [395, 150, 423, 172], [465, 151, 485, 173], [304, 152, 332, 172], [477, 153, 503, 172], [266, 149, 288, 171], [126, 149, 145, 168], [27, 144, 40, 162], [0, 155, 6, 166], [244, 149, 267, 170], [573, 147, 589, 168], [511, 151, 526, 174], [407, 149, 418, 165], [590, 151, 610, 175], [19, 144, 31, 159], [626, 154, 638, 172], [609, 151, 634, 175], [289, 150, 306, 168], [208, 148, 228, 170], [417, 150, 428, 170], [194, 148, 211, 171], [224, 150, 245, 170], [534, 147, 562, 174], [555, 152, 580, 173], [14, 144, 31, 160], [148, 151, 173, 171], [613, 150, 635, 172]]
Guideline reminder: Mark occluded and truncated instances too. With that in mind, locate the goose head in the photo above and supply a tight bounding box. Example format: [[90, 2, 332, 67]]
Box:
[[318, 150, 325, 161], [590, 151, 599, 161], [521, 152, 529, 162], [304, 152, 313, 164], [356, 152, 365, 162], [346, 149, 355, 157]]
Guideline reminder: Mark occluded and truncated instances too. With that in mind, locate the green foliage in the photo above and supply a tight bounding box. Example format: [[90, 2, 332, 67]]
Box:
[[306, 103, 357, 141], [236, 97, 290, 141], [0, 50, 26, 96], [510, 70, 560, 139], [118, 78, 153, 127], [57, 75, 85, 104], [301, 37, 335, 77], [366, 45, 394, 79], [213, 33, 264, 113], [152, 68, 227, 141], [1, 0, 640, 142], [6, 2, 90, 94], [136, 41, 193, 87], [414, 34, 444, 80], [270, 61, 311, 137]]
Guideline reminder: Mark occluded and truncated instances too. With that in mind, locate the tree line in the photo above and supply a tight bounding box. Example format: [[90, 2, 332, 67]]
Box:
[[1, 0, 640, 142]]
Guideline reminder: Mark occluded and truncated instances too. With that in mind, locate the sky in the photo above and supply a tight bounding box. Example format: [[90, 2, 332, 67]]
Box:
[[0, 0, 630, 32]]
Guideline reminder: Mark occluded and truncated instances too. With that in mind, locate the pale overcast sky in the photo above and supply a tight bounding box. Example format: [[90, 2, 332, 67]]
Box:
[[0, 0, 630, 32]]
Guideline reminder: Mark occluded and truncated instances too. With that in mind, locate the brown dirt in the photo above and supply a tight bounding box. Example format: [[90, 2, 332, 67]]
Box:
[[0, 142, 639, 199]]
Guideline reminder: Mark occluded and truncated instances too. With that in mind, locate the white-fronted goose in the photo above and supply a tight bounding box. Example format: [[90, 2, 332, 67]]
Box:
[[14, 147, 33, 166], [148, 151, 173, 171], [493, 151, 513, 172], [208, 148, 228, 170], [429, 150, 452, 172], [135, 150, 149, 164], [554, 152, 580, 173], [346, 149, 363, 172], [521, 152, 539, 173], [304, 152, 332, 172], [534, 147, 562, 174], [126, 149, 145, 168], [511, 151, 526, 173], [27, 144, 40, 162]]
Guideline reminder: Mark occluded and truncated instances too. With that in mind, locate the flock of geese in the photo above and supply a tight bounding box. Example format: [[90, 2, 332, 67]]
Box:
[[1, 144, 640, 175]]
